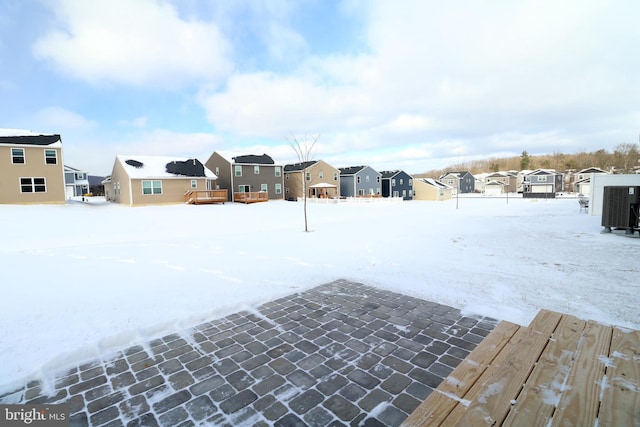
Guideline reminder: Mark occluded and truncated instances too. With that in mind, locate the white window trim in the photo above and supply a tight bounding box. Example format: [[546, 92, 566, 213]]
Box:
[[142, 180, 162, 195], [11, 148, 25, 164], [44, 149, 57, 165], [19, 177, 46, 193]]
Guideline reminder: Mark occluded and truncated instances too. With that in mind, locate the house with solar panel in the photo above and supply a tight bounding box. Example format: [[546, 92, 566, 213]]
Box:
[[0, 129, 66, 204], [103, 155, 219, 206], [205, 152, 284, 202]]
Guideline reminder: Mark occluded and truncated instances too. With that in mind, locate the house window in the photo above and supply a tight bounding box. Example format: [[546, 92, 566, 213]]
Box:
[[409, 179, 413, 186], [538, 176, 548, 182], [11, 148, 25, 164], [306, 172, 311, 181], [75, 172, 85, 180], [20, 177, 46, 193], [393, 191, 399, 197], [234, 165, 242, 177], [400, 178, 404, 185], [366, 175, 370, 182], [402, 190, 407, 197], [275, 167, 281, 177], [275, 183, 282, 194], [260, 184, 268, 192], [254, 165, 260, 174], [142, 180, 162, 195], [191, 180, 197, 188], [333, 172, 338, 181], [392, 179, 396, 187], [215, 167, 220, 175], [238, 185, 250, 192], [319, 171, 323, 179], [44, 149, 57, 165]]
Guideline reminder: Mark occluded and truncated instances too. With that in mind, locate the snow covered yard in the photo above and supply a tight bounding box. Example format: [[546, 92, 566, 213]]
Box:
[[1, 196, 638, 393]]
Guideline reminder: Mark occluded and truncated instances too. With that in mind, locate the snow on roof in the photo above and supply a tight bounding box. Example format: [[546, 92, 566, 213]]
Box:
[[418, 178, 452, 189], [0, 129, 62, 147], [117, 155, 217, 179]]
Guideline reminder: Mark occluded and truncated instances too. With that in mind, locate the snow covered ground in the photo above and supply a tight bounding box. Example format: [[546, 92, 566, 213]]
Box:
[[1, 195, 638, 394]]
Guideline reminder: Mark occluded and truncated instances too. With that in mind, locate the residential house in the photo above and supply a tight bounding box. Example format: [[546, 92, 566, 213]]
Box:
[[413, 178, 453, 201], [572, 167, 608, 195], [485, 171, 517, 194], [104, 155, 217, 206], [522, 169, 564, 197], [64, 165, 90, 198], [380, 170, 413, 200], [439, 171, 475, 194], [516, 170, 533, 193], [205, 152, 284, 202], [484, 181, 506, 196], [0, 129, 65, 204], [283, 160, 340, 200], [339, 166, 382, 197]]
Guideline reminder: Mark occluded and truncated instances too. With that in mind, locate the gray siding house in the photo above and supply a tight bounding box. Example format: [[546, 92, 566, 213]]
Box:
[[523, 169, 564, 197], [64, 165, 89, 198], [339, 165, 382, 197], [380, 170, 413, 200], [439, 171, 475, 194], [205, 152, 284, 201]]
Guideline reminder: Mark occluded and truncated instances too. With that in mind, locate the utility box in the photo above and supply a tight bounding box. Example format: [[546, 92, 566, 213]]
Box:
[[601, 186, 640, 233]]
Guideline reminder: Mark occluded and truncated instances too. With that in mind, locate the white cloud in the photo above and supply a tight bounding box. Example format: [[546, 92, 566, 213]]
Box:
[[33, 0, 232, 88], [198, 0, 640, 169], [34, 106, 98, 131]]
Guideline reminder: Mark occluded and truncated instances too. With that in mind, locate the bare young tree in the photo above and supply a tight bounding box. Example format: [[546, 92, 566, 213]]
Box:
[[287, 133, 320, 232]]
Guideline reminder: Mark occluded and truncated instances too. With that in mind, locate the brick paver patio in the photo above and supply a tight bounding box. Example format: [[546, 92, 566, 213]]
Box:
[[0, 280, 499, 426]]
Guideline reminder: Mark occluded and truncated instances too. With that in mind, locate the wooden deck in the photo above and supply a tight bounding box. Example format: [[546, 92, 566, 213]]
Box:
[[234, 191, 268, 204], [402, 310, 640, 426], [184, 190, 227, 205]]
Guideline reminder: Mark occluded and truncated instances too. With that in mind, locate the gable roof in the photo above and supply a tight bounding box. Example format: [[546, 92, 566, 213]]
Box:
[[576, 167, 607, 174], [284, 160, 318, 172], [339, 166, 367, 175], [117, 155, 216, 179], [417, 178, 452, 189], [379, 170, 409, 179], [0, 129, 62, 147], [527, 168, 560, 176], [233, 154, 275, 165]]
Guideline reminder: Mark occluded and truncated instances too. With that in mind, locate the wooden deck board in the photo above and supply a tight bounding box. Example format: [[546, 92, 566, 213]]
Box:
[[450, 310, 563, 426], [502, 315, 586, 427], [401, 321, 520, 427], [402, 309, 640, 427], [550, 320, 612, 427], [598, 327, 640, 427]]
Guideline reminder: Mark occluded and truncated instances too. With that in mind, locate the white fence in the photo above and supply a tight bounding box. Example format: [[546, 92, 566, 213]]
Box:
[[298, 196, 404, 205]]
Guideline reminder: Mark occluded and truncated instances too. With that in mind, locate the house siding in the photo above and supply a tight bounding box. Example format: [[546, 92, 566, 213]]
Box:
[[413, 179, 452, 201], [0, 144, 65, 204], [381, 171, 413, 200], [285, 160, 340, 200], [206, 152, 284, 201]]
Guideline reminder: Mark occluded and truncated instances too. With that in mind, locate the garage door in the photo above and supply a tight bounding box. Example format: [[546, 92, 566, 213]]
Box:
[[533, 184, 553, 193]]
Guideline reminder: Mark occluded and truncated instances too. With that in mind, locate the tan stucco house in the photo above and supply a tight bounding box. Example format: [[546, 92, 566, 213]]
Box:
[[413, 178, 453, 201], [104, 155, 217, 206], [1, 129, 66, 204], [283, 160, 340, 200]]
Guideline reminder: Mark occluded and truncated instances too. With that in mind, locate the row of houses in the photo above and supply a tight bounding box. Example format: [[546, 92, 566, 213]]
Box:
[[0, 128, 612, 206]]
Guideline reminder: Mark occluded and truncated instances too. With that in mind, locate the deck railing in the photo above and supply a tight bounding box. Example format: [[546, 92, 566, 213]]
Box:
[[234, 191, 269, 203], [184, 189, 228, 204]]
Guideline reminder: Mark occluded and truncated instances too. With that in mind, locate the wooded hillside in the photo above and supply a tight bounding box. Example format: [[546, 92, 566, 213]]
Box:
[[415, 143, 640, 178]]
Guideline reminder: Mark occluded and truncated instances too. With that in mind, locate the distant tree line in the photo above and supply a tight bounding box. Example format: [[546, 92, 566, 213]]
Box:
[[416, 143, 640, 178]]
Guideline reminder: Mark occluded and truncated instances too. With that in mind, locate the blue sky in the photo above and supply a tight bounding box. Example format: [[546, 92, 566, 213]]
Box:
[[1, 0, 639, 176]]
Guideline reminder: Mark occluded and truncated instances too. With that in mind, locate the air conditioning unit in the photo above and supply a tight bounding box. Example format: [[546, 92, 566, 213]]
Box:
[[601, 186, 640, 234]]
